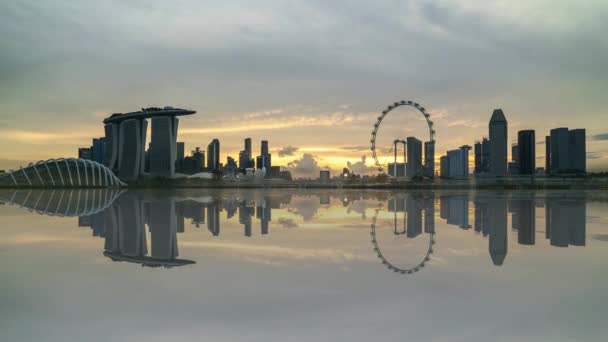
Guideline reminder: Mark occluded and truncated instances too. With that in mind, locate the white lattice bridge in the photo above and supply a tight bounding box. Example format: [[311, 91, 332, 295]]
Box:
[[0, 158, 126, 187]]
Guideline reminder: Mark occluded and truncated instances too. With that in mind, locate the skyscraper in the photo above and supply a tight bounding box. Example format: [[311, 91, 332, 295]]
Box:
[[482, 137, 490, 173], [568, 129, 586, 174], [545, 135, 551, 174], [256, 140, 271, 175], [245, 138, 252, 158], [550, 128, 569, 174], [518, 130, 536, 175], [474, 141, 482, 174], [444, 145, 470, 178], [424, 141, 435, 177], [207, 139, 220, 172], [175, 142, 185, 173], [489, 109, 508, 176], [406, 137, 423, 177]]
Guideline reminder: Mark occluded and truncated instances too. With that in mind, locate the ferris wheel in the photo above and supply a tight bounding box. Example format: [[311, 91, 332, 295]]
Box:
[[370, 100, 436, 171]]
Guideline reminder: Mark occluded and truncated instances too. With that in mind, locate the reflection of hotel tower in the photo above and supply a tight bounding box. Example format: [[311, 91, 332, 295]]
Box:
[[388, 194, 435, 237], [87, 193, 195, 267], [471, 195, 508, 265]]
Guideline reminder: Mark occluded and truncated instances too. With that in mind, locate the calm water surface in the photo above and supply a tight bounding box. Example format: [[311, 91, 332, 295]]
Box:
[[1, 189, 607, 341]]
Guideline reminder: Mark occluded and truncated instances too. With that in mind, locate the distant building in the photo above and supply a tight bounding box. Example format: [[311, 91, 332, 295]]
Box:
[[176, 142, 185, 172], [443, 145, 470, 179], [388, 162, 406, 177], [78, 147, 92, 160], [508, 162, 519, 175], [518, 130, 536, 175], [181, 147, 205, 174], [440, 156, 449, 178], [406, 137, 423, 177], [474, 141, 483, 174], [482, 137, 490, 172], [511, 143, 519, 164], [224, 156, 238, 177], [269, 166, 282, 178], [91, 138, 106, 164], [549, 128, 585, 175], [489, 109, 508, 176], [207, 139, 220, 172], [320, 170, 330, 182]]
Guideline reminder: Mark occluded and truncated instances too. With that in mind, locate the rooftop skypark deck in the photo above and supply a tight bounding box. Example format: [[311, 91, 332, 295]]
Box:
[[103, 106, 196, 124]]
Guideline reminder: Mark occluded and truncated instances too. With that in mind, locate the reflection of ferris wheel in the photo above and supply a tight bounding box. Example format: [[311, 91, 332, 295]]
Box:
[[370, 207, 435, 275], [370, 100, 436, 170]]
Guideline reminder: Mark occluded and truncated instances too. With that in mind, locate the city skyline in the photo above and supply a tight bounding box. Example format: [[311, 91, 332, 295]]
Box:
[[1, 1, 608, 176]]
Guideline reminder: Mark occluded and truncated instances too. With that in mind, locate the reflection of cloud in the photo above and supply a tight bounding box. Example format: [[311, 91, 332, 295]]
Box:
[[277, 217, 299, 228], [347, 156, 377, 175], [278, 145, 299, 157], [181, 241, 372, 264], [287, 196, 320, 221], [592, 234, 608, 242], [287, 153, 321, 179]]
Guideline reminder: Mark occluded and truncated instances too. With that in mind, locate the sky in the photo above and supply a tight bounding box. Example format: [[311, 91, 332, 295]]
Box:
[[1, 0, 608, 176]]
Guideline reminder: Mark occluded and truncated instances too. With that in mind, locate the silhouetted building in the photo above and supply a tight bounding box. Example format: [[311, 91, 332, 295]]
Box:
[[176, 142, 185, 172], [443, 145, 470, 178], [550, 128, 569, 174], [149, 116, 179, 177], [518, 130, 536, 175], [474, 141, 483, 174], [439, 156, 449, 178], [256, 140, 272, 176], [545, 136, 551, 174], [91, 138, 106, 164], [424, 141, 435, 177], [224, 157, 238, 177], [388, 162, 406, 177], [78, 147, 92, 160], [320, 170, 330, 182], [207, 139, 220, 172], [406, 137, 423, 177], [489, 109, 508, 176], [569, 129, 586, 174]]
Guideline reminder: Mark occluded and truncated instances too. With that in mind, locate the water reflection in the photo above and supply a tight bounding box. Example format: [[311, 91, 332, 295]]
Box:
[[0, 189, 589, 272]]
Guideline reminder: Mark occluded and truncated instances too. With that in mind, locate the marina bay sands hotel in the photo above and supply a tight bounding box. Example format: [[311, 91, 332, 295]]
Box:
[[103, 106, 196, 181]]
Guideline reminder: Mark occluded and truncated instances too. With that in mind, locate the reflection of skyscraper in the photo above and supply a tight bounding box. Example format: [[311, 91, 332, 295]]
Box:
[[207, 203, 221, 236], [443, 195, 470, 229], [488, 197, 508, 266], [239, 204, 254, 237], [406, 197, 422, 238], [117, 194, 147, 257], [515, 198, 535, 245], [423, 195, 435, 234], [257, 199, 271, 235], [546, 196, 586, 247], [148, 199, 178, 260]]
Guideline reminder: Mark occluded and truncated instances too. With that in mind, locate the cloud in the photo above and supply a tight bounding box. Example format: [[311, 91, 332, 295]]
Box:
[[278, 145, 299, 157], [287, 153, 321, 178], [587, 152, 603, 160], [347, 156, 377, 175], [592, 133, 608, 141]]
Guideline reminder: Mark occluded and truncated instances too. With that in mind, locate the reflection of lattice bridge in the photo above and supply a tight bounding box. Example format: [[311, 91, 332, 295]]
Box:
[[0, 188, 124, 217], [0, 158, 125, 188]]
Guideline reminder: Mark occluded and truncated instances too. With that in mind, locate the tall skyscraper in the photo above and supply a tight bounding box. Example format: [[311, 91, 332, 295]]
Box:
[[550, 128, 570, 174], [245, 138, 252, 158], [406, 137, 423, 177], [444, 145, 470, 178], [489, 109, 508, 176], [545, 135, 551, 174], [256, 140, 272, 175], [482, 137, 490, 173], [568, 129, 586, 174], [474, 141, 482, 174], [518, 130, 536, 175], [175, 142, 185, 173], [424, 141, 435, 177], [149, 116, 179, 177], [207, 139, 220, 172]]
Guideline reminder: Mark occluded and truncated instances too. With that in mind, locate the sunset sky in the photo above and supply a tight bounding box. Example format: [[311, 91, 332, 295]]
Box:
[[1, 0, 607, 176]]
